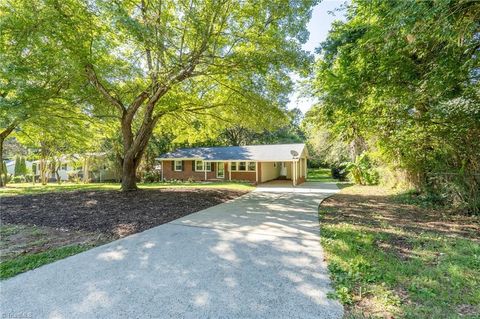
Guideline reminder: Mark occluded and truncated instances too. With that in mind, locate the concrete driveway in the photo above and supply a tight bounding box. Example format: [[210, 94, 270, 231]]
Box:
[[1, 182, 343, 319]]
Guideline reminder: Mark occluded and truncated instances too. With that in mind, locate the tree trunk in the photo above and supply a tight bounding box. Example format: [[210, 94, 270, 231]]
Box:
[[40, 158, 48, 185], [119, 116, 157, 191], [0, 122, 17, 187], [0, 137, 4, 187], [83, 156, 89, 183], [121, 155, 138, 191]]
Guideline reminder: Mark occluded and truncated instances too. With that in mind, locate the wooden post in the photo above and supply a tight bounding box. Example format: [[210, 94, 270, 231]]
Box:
[[229, 162, 232, 181], [204, 162, 207, 181], [255, 162, 259, 183]]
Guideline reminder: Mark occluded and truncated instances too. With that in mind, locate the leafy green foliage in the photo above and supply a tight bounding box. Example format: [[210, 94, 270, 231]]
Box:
[[13, 156, 27, 176], [320, 185, 480, 318], [344, 153, 379, 186], [309, 0, 480, 214]]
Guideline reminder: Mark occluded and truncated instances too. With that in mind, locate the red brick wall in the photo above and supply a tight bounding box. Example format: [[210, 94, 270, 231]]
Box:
[[162, 160, 217, 181], [230, 171, 256, 182], [229, 163, 260, 183], [163, 160, 261, 183]]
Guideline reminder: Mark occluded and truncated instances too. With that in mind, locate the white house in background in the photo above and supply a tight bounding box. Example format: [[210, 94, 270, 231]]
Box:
[[5, 153, 119, 182]]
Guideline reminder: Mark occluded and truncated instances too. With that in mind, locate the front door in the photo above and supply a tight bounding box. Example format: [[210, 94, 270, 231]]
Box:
[[216, 162, 225, 178]]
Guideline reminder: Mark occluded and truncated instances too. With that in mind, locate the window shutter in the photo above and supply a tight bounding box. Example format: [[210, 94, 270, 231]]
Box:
[[171, 161, 174, 171], [181, 161, 184, 171], [192, 160, 195, 172], [210, 162, 214, 172]]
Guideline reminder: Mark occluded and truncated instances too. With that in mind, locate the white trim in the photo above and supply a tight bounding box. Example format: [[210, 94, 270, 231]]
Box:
[[174, 160, 183, 172], [195, 160, 211, 172], [216, 162, 225, 179], [161, 161, 164, 181], [229, 161, 256, 172], [229, 162, 232, 180], [255, 162, 258, 183], [293, 161, 297, 186], [157, 157, 202, 161], [304, 158, 307, 178]]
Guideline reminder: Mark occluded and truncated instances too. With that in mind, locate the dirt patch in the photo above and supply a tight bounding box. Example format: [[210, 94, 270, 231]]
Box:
[[0, 224, 107, 260], [1, 188, 247, 259], [320, 185, 480, 318], [323, 186, 480, 242]]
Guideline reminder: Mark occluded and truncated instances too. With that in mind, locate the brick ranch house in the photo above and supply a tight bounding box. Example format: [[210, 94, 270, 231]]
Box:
[[157, 143, 308, 186]]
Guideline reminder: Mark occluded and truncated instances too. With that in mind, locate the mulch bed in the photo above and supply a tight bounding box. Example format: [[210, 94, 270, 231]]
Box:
[[1, 188, 247, 238]]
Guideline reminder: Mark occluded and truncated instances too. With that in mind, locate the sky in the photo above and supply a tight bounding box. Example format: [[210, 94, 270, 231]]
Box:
[[288, 0, 348, 114]]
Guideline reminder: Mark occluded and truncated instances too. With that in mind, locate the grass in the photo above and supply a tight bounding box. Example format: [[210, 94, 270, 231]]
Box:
[[0, 245, 93, 279], [1, 180, 253, 279], [319, 185, 480, 318], [308, 167, 337, 182], [0, 181, 254, 197]]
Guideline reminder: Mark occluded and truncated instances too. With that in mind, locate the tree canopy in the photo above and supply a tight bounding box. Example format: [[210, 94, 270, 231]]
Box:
[[308, 0, 480, 213], [32, 0, 317, 190]]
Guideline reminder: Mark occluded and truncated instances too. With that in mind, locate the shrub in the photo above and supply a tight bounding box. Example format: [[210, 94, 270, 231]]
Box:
[[12, 175, 26, 183], [142, 171, 161, 183], [344, 153, 379, 185], [331, 165, 348, 181], [67, 171, 80, 183]]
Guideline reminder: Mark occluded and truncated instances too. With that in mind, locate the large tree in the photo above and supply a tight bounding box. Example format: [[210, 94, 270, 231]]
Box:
[[47, 0, 316, 190], [0, 0, 74, 186], [309, 0, 480, 212]]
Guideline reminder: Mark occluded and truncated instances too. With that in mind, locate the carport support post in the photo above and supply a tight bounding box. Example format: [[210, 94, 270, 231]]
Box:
[[304, 158, 307, 179], [255, 162, 258, 183], [293, 161, 296, 186], [204, 163, 207, 181]]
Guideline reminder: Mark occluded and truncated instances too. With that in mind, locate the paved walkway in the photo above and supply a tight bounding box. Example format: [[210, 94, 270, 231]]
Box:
[[1, 182, 343, 319]]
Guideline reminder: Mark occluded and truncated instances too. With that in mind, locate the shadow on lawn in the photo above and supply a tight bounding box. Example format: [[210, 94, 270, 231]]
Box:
[[1, 189, 344, 318], [0, 188, 248, 237]]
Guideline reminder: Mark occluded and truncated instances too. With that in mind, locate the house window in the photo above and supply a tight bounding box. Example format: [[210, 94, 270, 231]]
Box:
[[238, 162, 246, 171], [248, 162, 256, 171], [195, 160, 204, 171], [174, 160, 183, 171], [195, 160, 211, 171], [231, 162, 237, 171]]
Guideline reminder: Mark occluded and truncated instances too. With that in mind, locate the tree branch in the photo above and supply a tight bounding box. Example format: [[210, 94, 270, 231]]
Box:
[[85, 64, 125, 114]]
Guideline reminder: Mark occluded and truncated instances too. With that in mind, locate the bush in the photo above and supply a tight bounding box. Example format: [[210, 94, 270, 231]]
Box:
[[344, 153, 379, 185], [12, 175, 26, 183], [142, 171, 161, 183], [331, 165, 348, 181], [67, 171, 80, 183]]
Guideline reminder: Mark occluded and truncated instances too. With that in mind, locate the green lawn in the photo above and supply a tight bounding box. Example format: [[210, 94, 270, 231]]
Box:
[[0, 181, 254, 197], [307, 167, 337, 182], [0, 244, 93, 279], [319, 185, 480, 318]]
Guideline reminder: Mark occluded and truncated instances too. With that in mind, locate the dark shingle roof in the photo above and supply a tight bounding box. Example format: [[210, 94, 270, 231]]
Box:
[[157, 143, 306, 161]]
